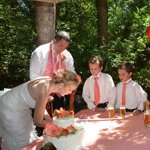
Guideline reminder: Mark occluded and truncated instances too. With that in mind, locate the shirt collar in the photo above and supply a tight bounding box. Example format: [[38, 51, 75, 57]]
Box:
[[122, 78, 132, 84], [92, 72, 101, 79]]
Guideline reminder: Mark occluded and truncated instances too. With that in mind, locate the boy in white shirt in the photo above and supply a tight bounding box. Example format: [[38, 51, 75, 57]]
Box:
[[115, 62, 147, 115], [82, 56, 116, 110]]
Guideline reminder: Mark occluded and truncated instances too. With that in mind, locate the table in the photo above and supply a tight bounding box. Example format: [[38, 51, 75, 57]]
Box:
[[75, 109, 150, 150], [22, 109, 150, 150]]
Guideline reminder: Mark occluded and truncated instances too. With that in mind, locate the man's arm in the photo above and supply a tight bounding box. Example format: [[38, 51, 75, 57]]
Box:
[[30, 51, 42, 80], [63, 50, 75, 72], [82, 79, 96, 110]]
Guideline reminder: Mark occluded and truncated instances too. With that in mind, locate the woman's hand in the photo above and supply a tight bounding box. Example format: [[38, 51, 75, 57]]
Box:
[[48, 96, 54, 102], [95, 107, 106, 112], [44, 114, 53, 122]]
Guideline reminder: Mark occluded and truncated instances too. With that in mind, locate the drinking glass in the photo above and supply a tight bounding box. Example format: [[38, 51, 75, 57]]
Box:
[[108, 107, 115, 119], [144, 110, 150, 128], [143, 110, 150, 136], [107, 107, 115, 129], [120, 106, 126, 119], [119, 106, 126, 126], [143, 100, 150, 112]]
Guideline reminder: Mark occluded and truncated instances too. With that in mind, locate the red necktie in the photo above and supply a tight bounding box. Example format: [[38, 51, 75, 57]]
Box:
[[122, 83, 126, 106], [94, 77, 100, 105], [43, 44, 66, 77]]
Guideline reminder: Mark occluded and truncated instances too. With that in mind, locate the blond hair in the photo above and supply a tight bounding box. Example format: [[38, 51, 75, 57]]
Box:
[[88, 56, 103, 67], [52, 69, 80, 86]]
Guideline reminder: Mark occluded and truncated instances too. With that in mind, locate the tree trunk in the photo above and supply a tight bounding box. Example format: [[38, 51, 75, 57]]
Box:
[[96, 0, 108, 46], [35, 1, 56, 46]]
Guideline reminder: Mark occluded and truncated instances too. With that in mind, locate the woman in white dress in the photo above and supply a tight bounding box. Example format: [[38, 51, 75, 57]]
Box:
[[0, 69, 80, 150]]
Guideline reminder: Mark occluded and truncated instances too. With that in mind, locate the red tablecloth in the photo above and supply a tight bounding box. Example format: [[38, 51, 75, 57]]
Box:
[[21, 137, 44, 150], [22, 109, 150, 150], [75, 109, 150, 150]]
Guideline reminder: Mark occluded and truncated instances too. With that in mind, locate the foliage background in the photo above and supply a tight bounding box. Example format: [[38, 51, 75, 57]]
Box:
[[0, 0, 150, 99]]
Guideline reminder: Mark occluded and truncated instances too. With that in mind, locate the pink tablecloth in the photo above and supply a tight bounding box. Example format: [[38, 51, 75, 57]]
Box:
[[22, 109, 150, 150], [21, 137, 44, 150], [75, 109, 150, 150]]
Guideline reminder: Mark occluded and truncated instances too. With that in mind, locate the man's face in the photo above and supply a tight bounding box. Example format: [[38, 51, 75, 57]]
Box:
[[118, 69, 132, 82], [54, 39, 69, 54], [89, 63, 102, 77]]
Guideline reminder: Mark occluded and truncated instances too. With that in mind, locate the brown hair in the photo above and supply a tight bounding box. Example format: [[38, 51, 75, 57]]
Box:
[[117, 62, 133, 73], [88, 56, 103, 67], [54, 31, 70, 43], [52, 69, 81, 86]]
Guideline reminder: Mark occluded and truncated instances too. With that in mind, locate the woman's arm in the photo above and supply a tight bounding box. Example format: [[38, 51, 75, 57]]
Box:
[[33, 82, 52, 128], [44, 109, 53, 121]]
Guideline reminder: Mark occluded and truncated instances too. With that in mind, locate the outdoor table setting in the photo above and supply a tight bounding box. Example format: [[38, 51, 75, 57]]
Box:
[[75, 108, 150, 150], [21, 104, 150, 150]]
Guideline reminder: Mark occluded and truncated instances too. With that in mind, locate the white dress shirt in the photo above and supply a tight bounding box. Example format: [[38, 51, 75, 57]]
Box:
[[115, 79, 147, 111], [82, 72, 116, 110], [29, 43, 75, 80]]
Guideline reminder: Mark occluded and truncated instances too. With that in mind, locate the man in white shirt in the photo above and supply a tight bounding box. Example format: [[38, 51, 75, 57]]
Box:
[[30, 31, 75, 79], [82, 56, 116, 110], [29, 31, 75, 121], [115, 62, 147, 115]]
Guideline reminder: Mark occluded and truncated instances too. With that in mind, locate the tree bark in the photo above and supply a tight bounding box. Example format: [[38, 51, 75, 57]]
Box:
[[35, 0, 64, 3], [96, 0, 108, 46], [35, 1, 56, 46]]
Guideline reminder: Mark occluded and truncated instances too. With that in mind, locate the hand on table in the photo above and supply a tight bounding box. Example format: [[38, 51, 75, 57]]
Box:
[[132, 109, 142, 116], [95, 107, 106, 112]]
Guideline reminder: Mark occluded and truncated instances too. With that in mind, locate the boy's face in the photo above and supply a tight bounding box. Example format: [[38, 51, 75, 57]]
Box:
[[118, 69, 132, 82], [89, 63, 102, 77]]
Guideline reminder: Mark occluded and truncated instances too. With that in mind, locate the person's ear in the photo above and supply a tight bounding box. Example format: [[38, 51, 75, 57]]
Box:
[[100, 66, 103, 71], [53, 39, 56, 42], [129, 72, 132, 76]]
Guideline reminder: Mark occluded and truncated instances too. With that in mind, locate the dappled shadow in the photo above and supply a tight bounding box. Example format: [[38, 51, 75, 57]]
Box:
[[75, 109, 150, 150]]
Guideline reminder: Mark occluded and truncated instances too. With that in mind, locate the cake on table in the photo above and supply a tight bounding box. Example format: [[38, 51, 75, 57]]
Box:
[[53, 107, 74, 128], [43, 108, 84, 150]]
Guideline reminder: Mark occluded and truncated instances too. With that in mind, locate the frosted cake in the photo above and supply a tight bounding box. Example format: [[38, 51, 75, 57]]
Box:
[[53, 108, 74, 128], [43, 108, 84, 150]]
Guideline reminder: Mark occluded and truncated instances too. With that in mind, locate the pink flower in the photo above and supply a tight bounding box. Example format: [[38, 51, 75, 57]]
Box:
[[44, 123, 61, 138], [55, 71, 63, 78]]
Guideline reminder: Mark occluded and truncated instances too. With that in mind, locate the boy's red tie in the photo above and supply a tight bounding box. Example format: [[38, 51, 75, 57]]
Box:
[[94, 77, 100, 105]]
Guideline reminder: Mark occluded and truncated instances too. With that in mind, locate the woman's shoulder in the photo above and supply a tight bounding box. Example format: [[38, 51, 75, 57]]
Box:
[[29, 77, 51, 89], [31, 76, 51, 81], [28, 77, 51, 100]]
